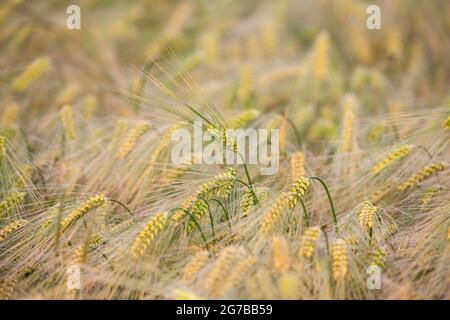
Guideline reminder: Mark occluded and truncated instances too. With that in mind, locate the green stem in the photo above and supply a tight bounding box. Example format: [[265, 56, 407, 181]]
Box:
[[310, 177, 338, 233], [210, 198, 232, 232], [107, 199, 134, 219], [298, 197, 310, 227], [235, 179, 259, 205], [170, 207, 209, 249]]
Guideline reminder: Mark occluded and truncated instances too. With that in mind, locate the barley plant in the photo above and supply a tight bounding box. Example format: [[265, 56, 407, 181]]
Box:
[[0, 0, 449, 300]]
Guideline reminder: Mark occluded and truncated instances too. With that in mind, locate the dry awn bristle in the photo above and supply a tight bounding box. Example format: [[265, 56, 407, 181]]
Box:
[[0, 192, 25, 218], [372, 145, 410, 174], [288, 177, 309, 209], [298, 226, 320, 258], [259, 192, 289, 236], [181, 250, 209, 284], [130, 212, 167, 258], [358, 201, 377, 232], [291, 151, 305, 179], [271, 236, 290, 273], [60, 105, 77, 140], [60, 194, 105, 232], [12, 56, 50, 92], [331, 239, 348, 281], [117, 122, 151, 159], [398, 162, 445, 191], [0, 219, 28, 242]]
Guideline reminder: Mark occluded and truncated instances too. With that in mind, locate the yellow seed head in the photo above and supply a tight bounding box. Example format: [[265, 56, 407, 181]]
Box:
[[198, 167, 236, 200], [260, 192, 289, 236], [83, 95, 97, 120], [0, 192, 25, 218], [217, 255, 256, 297], [278, 272, 299, 300], [117, 122, 151, 159], [271, 236, 290, 273], [0, 219, 28, 242], [60, 195, 105, 232], [298, 226, 321, 258], [288, 177, 309, 209], [444, 116, 450, 130], [0, 135, 7, 158], [312, 32, 330, 82], [12, 56, 50, 92], [108, 119, 128, 151], [358, 201, 377, 231], [291, 151, 305, 180], [181, 250, 209, 284], [55, 83, 80, 107], [172, 289, 204, 300], [60, 105, 77, 140], [372, 145, 410, 174], [238, 64, 254, 102], [331, 239, 348, 281], [398, 162, 445, 192], [130, 212, 167, 258], [204, 246, 239, 294], [1, 101, 19, 125], [230, 109, 260, 129]]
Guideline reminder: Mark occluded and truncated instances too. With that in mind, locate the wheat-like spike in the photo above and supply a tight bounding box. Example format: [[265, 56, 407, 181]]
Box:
[[108, 119, 128, 151], [370, 248, 387, 270], [60, 195, 105, 232], [288, 177, 309, 209], [204, 246, 239, 294], [342, 234, 359, 245], [89, 219, 135, 250], [421, 187, 437, 205], [181, 250, 209, 284], [186, 199, 209, 232], [217, 255, 256, 297], [260, 192, 289, 236], [278, 272, 299, 300], [170, 194, 197, 227], [130, 212, 167, 258], [298, 226, 321, 258], [291, 151, 305, 180], [240, 187, 268, 218], [312, 31, 329, 82], [197, 167, 236, 200], [60, 105, 77, 140], [271, 236, 290, 273], [398, 162, 445, 191], [12, 56, 50, 92], [261, 21, 278, 56], [83, 95, 97, 120], [14, 164, 32, 189], [238, 64, 254, 102], [71, 244, 87, 265], [207, 125, 238, 153], [331, 239, 348, 281], [1, 101, 19, 125], [372, 145, 410, 174], [55, 83, 80, 107], [358, 201, 377, 232], [230, 109, 260, 129], [117, 122, 151, 159], [172, 289, 205, 300], [256, 268, 276, 299], [0, 219, 28, 242], [0, 192, 25, 218], [341, 95, 357, 152], [0, 135, 7, 158], [149, 122, 183, 165]]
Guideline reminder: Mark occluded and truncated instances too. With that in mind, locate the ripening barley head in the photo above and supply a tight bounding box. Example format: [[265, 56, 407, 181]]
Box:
[[271, 236, 290, 273], [0, 191, 25, 218], [218, 254, 256, 297], [12, 56, 50, 92], [444, 116, 450, 130], [372, 145, 410, 174], [398, 162, 445, 192], [197, 167, 236, 200], [130, 212, 167, 258], [60, 105, 77, 140], [0, 135, 7, 158], [331, 239, 348, 281], [181, 250, 209, 284], [259, 192, 289, 236], [290, 151, 305, 180], [298, 226, 321, 258], [117, 121, 151, 159], [312, 31, 330, 82], [0, 219, 28, 242], [288, 177, 309, 209], [60, 194, 106, 232], [358, 201, 377, 232], [204, 246, 239, 295]]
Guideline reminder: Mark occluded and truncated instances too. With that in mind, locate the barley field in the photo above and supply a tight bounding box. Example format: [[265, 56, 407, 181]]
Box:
[[0, 0, 449, 300]]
